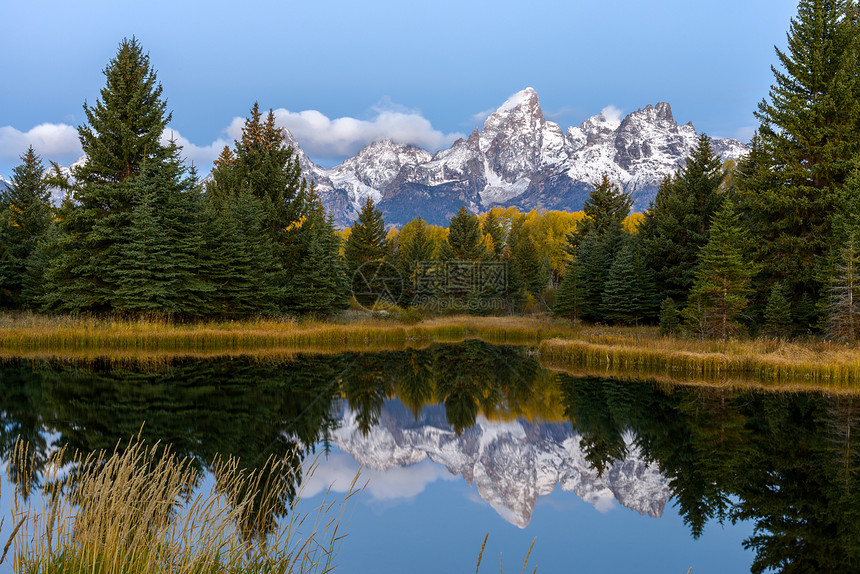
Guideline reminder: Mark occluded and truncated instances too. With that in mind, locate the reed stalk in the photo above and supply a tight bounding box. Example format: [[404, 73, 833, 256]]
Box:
[[7, 436, 360, 574]]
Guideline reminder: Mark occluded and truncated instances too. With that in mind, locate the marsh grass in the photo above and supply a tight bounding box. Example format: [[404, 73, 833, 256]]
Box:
[[475, 533, 537, 574], [0, 312, 573, 355], [541, 330, 860, 388], [6, 311, 860, 387], [8, 436, 361, 574]]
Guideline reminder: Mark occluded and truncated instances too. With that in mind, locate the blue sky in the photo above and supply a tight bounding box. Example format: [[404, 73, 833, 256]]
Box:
[[0, 0, 799, 177]]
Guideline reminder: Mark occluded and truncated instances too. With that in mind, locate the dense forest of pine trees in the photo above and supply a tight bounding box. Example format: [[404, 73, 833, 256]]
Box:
[[2, 1, 860, 340]]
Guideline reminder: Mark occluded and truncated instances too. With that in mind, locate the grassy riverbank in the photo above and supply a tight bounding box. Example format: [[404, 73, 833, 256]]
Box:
[[541, 330, 860, 387], [0, 312, 572, 354], [3, 311, 860, 387]]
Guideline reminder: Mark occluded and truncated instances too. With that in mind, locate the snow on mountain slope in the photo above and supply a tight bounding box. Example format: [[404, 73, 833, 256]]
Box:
[[42, 89, 747, 229], [330, 401, 672, 528], [295, 89, 747, 227]]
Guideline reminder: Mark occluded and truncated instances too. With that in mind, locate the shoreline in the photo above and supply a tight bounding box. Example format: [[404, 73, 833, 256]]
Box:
[[2, 312, 860, 388]]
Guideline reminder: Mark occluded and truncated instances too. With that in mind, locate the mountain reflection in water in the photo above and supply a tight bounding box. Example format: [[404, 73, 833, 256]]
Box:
[[0, 339, 858, 572], [326, 402, 670, 527]]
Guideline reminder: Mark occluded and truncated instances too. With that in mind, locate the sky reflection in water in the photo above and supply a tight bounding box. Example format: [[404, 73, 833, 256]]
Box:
[[0, 342, 856, 572]]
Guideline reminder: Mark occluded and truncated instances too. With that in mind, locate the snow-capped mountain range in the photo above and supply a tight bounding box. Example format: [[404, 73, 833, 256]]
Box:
[[294, 88, 746, 228], [330, 400, 672, 528], [29, 88, 746, 229]]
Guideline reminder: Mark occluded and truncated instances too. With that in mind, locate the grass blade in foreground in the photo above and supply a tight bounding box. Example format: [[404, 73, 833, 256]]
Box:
[[8, 437, 360, 573]]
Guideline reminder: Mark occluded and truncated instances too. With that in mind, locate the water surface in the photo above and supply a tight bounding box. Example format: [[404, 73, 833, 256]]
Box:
[[0, 341, 857, 572]]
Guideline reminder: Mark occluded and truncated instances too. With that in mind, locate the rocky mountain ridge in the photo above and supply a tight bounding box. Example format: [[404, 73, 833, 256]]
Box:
[[32, 88, 746, 229], [330, 400, 672, 528], [295, 88, 746, 228]]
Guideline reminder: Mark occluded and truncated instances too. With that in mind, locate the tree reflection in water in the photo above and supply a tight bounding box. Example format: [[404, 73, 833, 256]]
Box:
[[1, 343, 859, 571]]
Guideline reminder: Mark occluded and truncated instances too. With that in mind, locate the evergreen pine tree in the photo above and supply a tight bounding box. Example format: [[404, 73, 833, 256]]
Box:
[[282, 187, 350, 315], [21, 223, 61, 310], [576, 227, 626, 323], [344, 198, 392, 308], [397, 218, 436, 305], [631, 238, 659, 322], [204, 189, 282, 316], [49, 38, 171, 312], [794, 293, 818, 336], [763, 283, 793, 338], [565, 174, 632, 253], [601, 242, 640, 325], [575, 233, 610, 322], [658, 298, 680, 336], [553, 258, 581, 322], [210, 103, 306, 236], [736, 0, 860, 311], [513, 235, 543, 299], [639, 134, 725, 304], [443, 207, 486, 262], [0, 147, 52, 308], [112, 186, 175, 313], [344, 197, 387, 276], [682, 199, 758, 340], [112, 143, 213, 315]]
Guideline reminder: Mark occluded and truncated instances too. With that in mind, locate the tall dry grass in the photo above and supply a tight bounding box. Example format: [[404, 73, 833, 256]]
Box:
[[8, 436, 361, 574], [7, 311, 860, 388], [0, 312, 576, 355], [540, 329, 860, 388]]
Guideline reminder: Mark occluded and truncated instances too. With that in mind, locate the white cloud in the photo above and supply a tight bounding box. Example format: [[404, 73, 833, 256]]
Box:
[[300, 453, 456, 503], [0, 123, 82, 160], [160, 128, 230, 168], [583, 489, 617, 514], [270, 107, 464, 159], [3, 101, 464, 173], [599, 105, 624, 124]]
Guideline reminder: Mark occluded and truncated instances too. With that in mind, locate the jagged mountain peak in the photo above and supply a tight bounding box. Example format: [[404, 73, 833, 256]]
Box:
[[620, 102, 680, 132], [347, 138, 432, 165], [476, 87, 567, 189], [185, 89, 749, 228], [494, 87, 540, 114], [333, 139, 432, 193]]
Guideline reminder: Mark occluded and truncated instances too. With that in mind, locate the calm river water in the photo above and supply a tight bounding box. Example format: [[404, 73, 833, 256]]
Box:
[[0, 340, 857, 572]]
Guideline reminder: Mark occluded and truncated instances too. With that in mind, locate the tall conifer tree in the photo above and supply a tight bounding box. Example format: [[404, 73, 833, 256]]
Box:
[[639, 134, 725, 304], [737, 0, 860, 311], [683, 200, 757, 340], [441, 207, 486, 262], [0, 147, 52, 308], [553, 258, 581, 322], [397, 218, 436, 304], [113, 143, 213, 315], [344, 198, 388, 276], [211, 103, 306, 236], [564, 174, 632, 253], [203, 189, 282, 316], [282, 187, 350, 315], [49, 38, 171, 312], [602, 242, 643, 325]]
